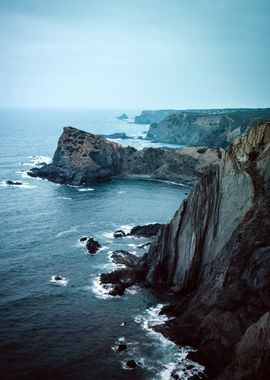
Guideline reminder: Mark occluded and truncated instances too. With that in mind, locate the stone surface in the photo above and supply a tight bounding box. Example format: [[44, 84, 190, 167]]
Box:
[[28, 126, 221, 185]]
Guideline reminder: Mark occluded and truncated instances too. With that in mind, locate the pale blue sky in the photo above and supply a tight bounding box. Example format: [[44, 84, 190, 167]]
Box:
[[0, 0, 269, 109]]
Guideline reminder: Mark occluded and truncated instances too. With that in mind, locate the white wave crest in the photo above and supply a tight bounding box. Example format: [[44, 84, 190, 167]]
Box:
[[77, 188, 94, 192], [91, 275, 116, 299], [56, 226, 79, 238]]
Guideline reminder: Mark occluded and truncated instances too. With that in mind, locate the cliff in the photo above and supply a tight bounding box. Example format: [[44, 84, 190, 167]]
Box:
[[140, 122, 270, 378], [28, 126, 220, 185], [146, 108, 270, 147], [134, 109, 179, 124]]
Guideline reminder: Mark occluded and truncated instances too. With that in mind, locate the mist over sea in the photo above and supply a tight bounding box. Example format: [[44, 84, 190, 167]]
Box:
[[0, 109, 202, 379]]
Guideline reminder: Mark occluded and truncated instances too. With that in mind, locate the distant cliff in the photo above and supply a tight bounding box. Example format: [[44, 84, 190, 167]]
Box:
[[146, 108, 270, 147], [28, 126, 220, 185], [140, 122, 270, 378], [134, 109, 179, 124]]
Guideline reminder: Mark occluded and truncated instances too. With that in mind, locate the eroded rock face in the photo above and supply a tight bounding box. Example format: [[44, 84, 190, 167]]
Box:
[[28, 126, 221, 185], [146, 109, 270, 147], [139, 122, 270, 378]]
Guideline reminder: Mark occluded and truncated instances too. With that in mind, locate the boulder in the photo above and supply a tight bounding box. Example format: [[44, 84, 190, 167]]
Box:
[[86, 237, 101, 254], [117, 343, 127, 352], [126, 359, 137, 369], [111, 250, 139, 267]]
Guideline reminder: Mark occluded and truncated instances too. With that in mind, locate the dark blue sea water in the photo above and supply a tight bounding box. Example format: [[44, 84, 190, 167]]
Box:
[[0, 109, 203, 380]]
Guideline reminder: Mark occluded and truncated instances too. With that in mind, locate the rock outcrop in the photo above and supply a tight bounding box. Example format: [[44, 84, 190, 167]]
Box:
[[146, 108, 270, 147], [139, 122, 270, 378], [28, 126, 220, 185]]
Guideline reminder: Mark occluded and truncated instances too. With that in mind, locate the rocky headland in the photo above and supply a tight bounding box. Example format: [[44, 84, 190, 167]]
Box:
[[28, 126, 220, 185], [145, 108, 270, 147], [134, 109, 180, 124], [101, 122, 270, 379]]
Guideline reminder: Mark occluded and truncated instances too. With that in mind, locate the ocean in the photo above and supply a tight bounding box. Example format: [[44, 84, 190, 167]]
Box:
[[0, 109, 203, 380]]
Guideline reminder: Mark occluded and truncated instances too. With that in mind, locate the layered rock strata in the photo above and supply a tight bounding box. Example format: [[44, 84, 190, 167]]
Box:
[[142, 122, 270, 379], [102, 122, 270, 379], [28, 126, 220, 185]]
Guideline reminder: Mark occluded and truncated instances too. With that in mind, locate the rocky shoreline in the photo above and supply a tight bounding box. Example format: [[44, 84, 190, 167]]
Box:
[[99, 122, 270, 379], [28, 126, 221, 185]]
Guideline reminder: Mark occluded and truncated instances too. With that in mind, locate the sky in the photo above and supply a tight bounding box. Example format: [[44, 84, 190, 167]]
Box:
[[0, 0, 269, 109]]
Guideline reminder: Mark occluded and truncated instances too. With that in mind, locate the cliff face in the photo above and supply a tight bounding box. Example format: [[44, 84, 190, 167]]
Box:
[[146, 109, 270, 147], [29, 126, 220, 185], [141, 122, 270, 378], [134, 109, 178, 124]]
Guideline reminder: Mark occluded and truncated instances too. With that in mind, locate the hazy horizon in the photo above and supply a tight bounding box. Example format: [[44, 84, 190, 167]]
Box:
[[0, 0, 269, 109]]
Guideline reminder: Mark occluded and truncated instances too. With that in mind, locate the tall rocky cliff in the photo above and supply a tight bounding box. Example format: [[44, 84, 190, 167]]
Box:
[[29, 126, 220, 185], [146, 108, 270, 147], [140, 122, 270, 379]]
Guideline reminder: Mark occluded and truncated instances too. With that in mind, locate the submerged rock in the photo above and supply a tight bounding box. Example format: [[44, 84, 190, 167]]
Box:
[[6, 180, 23, 186], [113, 230, 126, 238], [86, 237, 101, 254], [79, 236, 89, 242]]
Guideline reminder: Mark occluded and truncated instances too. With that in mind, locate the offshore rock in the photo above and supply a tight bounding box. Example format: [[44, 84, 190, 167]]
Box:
[[128, 223, 163, 237], [146, 108, 270, 147], [139, 122, 270, 378], [86, 237, 101, 254], [116, 113, 128, 120], [28, 126, 221, 185]]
